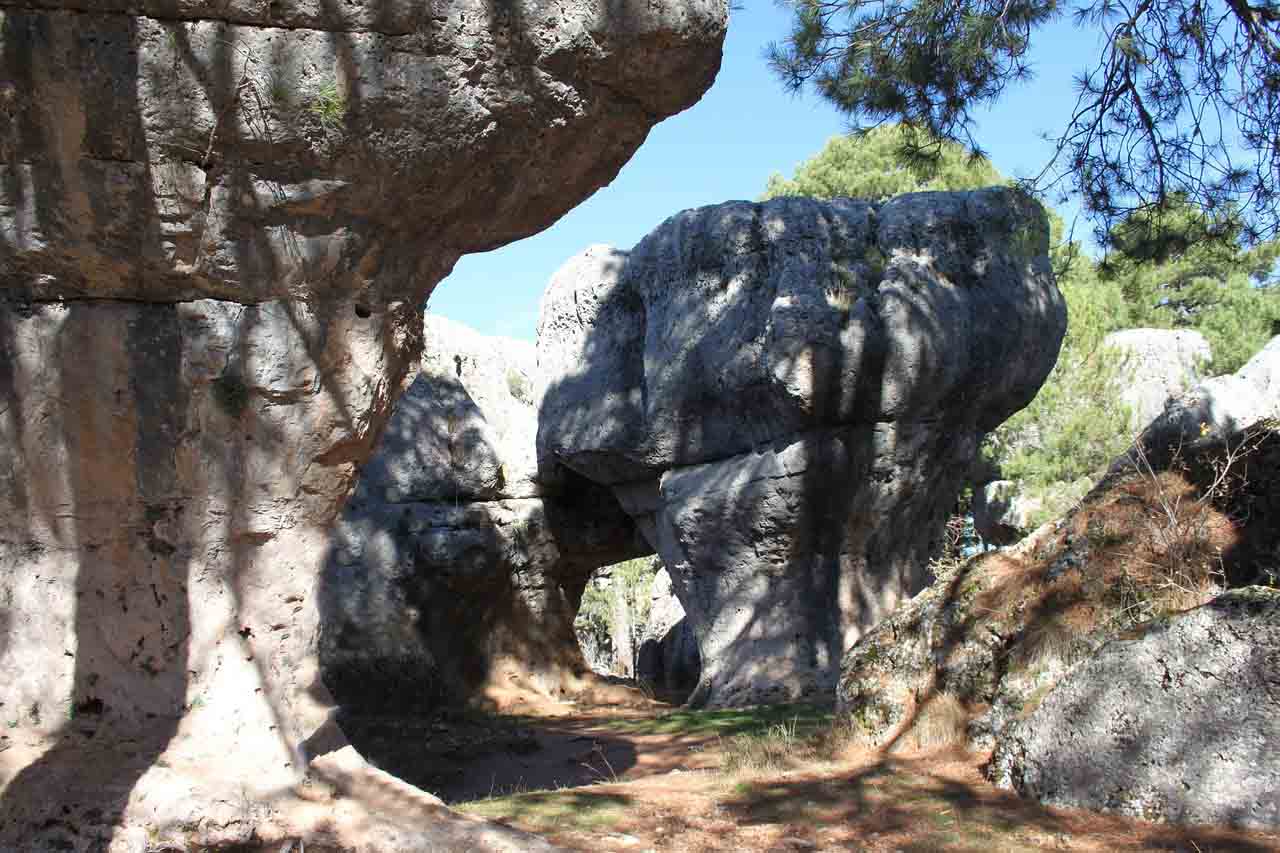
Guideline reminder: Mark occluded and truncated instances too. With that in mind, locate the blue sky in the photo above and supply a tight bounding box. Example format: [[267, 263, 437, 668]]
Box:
[[431, 3, 1106, 341]]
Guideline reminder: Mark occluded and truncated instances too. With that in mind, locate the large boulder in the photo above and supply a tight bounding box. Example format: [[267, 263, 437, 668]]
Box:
[[0, 3, 727, 849], [991, 587, 1280, 830], [1125, 335, 1280, 472], [538, 188, 1067, 707], [835, 334, 1280, 814], [320, 315, 645, 714], [1103, 328, 1211, 432]]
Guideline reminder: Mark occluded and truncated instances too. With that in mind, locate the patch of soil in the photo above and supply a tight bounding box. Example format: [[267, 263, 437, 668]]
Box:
[[346, 680, 1280, 851], [341, 679, 716, 803], [469, 748, 1280, 853]]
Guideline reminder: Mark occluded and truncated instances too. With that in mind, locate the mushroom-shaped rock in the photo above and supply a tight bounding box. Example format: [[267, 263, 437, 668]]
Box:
[[537, 189, 1067, 707], [0, 2, 727, 849]]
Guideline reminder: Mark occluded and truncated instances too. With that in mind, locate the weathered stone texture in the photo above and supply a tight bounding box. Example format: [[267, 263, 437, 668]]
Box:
[[972, 479, 1043, 547], [636, 567, 701, 692], [1103, 328, 1211, 433], [992, 587, 1280, 830], [320, 315, 645, 713], [538, 189, 1067, 706], [0, 1, 727, 849]]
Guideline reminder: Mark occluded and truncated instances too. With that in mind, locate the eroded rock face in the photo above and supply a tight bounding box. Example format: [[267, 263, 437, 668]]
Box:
[[972, 479, 1043, 546], [992, 587, 1280, 829], [1104, 328, 1211, 433], [1125, 335, 1280, 473], [538, 189, 1067, 707], [320, 315, 644, 712], [636, 567, 701, 692], [0, 3, 726, 849]]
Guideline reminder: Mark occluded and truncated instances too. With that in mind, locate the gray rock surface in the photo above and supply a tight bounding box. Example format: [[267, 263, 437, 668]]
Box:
[[972, 479, 1043, 546], [321, 315, 645, 712], [636, 567, 702, 692], [991, 587, 1280, 829], [1104, 328, 1211, 432], [538, 188, 1067, 706], [0, 2, 726, 849], [1116, 335, 1280, 474]]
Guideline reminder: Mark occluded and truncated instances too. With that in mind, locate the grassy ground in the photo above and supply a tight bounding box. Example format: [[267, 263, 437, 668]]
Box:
[[456, 703, 1280, 853]]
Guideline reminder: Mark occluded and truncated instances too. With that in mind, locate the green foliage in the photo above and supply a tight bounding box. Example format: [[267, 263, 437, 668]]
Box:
[[991, 339, 1132, 490], [309, 81, 346, 130], [574, 557, 659, 673], [505, 368, 532, 404], [762, 124, 1004, 202], [1098, 198, 1280, 373], [769, 0, 1280, 243]]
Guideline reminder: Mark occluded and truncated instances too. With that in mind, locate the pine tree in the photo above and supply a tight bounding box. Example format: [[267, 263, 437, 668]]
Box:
[[770, 0, 1280, 244]]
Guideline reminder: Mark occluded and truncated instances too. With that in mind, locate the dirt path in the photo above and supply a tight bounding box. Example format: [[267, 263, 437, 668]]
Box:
[[340, 681, 732, 803], [462, 749, 1280, 853], [339, 684, 1280, 851]]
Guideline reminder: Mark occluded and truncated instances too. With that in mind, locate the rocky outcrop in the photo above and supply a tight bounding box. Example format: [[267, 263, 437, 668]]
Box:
[[972, 479, 1043, 546], [320, 316, 645, 714], [636, 567, 702, 692], [1125, 335, 1280, 473], [991, 587, 1280, 830], [1104, 328, 1211, 432], [837, 335, 1280, 801], [538, 188, 1067, 707], [0, 3, 727, 849]]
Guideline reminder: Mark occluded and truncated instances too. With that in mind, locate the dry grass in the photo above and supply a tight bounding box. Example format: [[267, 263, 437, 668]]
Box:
[[851, 425, 1280, 761], [465, 744, 1280, 853], [968, 446, 1247, 663], [890, 691, 970, 752]]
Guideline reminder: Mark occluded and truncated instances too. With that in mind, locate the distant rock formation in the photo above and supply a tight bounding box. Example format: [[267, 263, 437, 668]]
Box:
[[1104, 328, 1211, 433], [0, 2, 727, 848], [1124, 334, 1280, 472], [320, 316, 646, 714], [538, 188, 1067, 707], [972, 479, 1043, 547], [636, 567, 702, 693]]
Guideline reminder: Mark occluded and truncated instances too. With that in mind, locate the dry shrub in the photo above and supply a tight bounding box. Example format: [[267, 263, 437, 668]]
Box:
[[889, 691, 970, 753], [968, 427, 1267, 663]]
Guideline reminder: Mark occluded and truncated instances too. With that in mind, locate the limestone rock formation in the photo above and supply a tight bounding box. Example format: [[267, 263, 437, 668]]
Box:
[[1125, 335, 1280, 472], [1103, 328, 1211, 432], [972, 479, 1043, 546], [836, 334, 1280, 766], [636, 567, 702, 692], [991, 587, 1280, 829], [0, 2, 727, 849], [538, 188, 1067, 707], [321, 315, 644, 713]]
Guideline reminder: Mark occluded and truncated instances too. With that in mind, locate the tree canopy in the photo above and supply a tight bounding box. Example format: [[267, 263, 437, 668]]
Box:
[[769, 0, 1280, 244], [762, 124, 1005, 201]]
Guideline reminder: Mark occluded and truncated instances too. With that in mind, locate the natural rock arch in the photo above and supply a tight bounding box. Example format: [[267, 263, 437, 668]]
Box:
[[0, 3, 728, 849], [537, 189, 1068, 707]]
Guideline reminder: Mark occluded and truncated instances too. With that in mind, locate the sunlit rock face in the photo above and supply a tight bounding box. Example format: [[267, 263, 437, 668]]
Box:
[[992, 586, 1280, 829], [0, 2, 727, 849], [538, 189, 1067, 707], [320, 315, 646, 713]]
